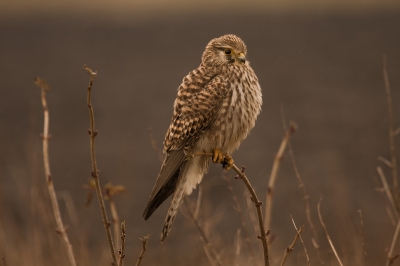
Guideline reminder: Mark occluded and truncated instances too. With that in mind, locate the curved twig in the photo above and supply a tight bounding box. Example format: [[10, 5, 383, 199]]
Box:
[[35, 77, 77, 266]]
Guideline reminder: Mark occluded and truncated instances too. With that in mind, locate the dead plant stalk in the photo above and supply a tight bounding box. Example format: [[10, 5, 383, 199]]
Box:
[[265, 123, 297, 230], [280, 224, 304, 266], [317, 197, 343, 266], [83, 65, 118, 265], [35, 77, 77, 266], [383, 55, 398, 191]]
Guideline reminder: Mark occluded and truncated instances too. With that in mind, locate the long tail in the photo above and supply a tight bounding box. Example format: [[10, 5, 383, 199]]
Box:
[[161, 172, 187, 242]]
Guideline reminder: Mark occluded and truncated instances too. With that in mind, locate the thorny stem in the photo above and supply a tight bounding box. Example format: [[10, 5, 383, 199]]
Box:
[[135, 235, 150, 266], [383, 55, 398, 192], [190, 152, 270, 266], [34, 77, 77, 266], [83, 65, 118, 265], [118, 221, 126, 266]]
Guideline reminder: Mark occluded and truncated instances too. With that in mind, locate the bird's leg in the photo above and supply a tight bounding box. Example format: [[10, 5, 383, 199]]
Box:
[[222, 154, 234, 170], [212, 148, 224, 164]]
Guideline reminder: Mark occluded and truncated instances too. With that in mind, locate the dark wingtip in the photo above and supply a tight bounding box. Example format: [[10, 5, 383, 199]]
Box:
[[143, 206, 154, 220]]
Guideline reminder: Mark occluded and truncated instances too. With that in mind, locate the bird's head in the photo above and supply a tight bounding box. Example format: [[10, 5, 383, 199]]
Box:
[[202, 34, 248, 66]]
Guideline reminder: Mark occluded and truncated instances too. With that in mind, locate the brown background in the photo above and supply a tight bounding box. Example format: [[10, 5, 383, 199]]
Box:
[[1, 1, 400, 265]]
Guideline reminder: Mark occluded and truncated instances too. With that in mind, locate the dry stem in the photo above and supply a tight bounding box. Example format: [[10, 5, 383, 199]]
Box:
[[317, 197, 343, 266], [291, 216, 310, 265], [377, 166, 400, 220], [191, 152, 270, 266], [118, 221, 126, 266], [265, 123, 297, 229], [280, 221, 304, 266], [383, 55, 398, 191], [182, 198, 222, 266], [109, 199, 120, 257], [387, 220, 400, 266], [356, 210, 368, 259], [225, 177, 256, 266], [135, 235, 150, 266], [83, 65, 117, 265], [34, 77, 77, 266]]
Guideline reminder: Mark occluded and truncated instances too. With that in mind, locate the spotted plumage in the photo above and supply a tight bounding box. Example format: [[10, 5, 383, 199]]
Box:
[[143, 34, 262, 242]]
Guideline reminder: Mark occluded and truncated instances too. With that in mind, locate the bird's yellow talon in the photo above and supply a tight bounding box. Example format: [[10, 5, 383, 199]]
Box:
[[212, 149, 224, 163]]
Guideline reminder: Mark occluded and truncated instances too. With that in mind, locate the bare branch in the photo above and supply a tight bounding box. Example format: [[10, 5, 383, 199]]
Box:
[[280, 220, 304, 266], [356, 210, 368, 259], [118, 221, 126, 266], [377, 167, 400, 220], [387, 220, 400, 266], [379, 156, 393, 168], [383, 55, 398, 191], [291, 216, 310, 265], [34, 77, 77, 266], [135, 235, 149, 266], [83, 65, 117, 265], [265, 122, 297, 229], [317, 197, 343, 266]]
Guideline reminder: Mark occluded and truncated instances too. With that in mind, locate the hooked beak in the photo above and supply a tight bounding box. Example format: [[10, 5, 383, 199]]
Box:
[[236, 52, 246, 63]]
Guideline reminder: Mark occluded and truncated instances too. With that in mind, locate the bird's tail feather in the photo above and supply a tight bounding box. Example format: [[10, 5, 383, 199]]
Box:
[[161, 174, 187, 242]]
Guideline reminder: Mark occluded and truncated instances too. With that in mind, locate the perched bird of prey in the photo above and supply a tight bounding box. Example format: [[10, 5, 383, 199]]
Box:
[[143, 34, 262, 242]]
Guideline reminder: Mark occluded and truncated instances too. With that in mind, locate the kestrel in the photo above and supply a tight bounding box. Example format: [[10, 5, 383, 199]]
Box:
[[143, 34, 262, 242]]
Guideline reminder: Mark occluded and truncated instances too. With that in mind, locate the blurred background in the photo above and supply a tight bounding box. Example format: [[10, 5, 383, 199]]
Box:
[[1, 0, 400, 265]]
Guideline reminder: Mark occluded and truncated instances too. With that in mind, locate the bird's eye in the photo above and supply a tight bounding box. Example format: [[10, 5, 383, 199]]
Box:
[[224, 49, 232, 55]]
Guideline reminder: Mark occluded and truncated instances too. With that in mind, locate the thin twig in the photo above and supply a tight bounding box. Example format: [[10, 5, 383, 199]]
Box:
[[387, 219, 400, 266], [377, 166, 400, 220], [383, 55, 398, 191], [183, 198, 223, 266], [317, 197, 343, 266], [291, 216, 310, 265], [135, 235, 149, 266], [356, 210, 368, 259], [109, 199, 120, 256], [265, 123, 297, 230], [280, 220, 304, 266], [118, 221, 126, 266], [34, 77, 77, 266], [83, 65, 118, 265], [224, 176, 257, 266]]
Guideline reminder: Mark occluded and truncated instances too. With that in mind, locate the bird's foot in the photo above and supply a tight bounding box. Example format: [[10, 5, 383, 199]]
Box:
[[212, 148, 224, 164], [222, 154, 234, 170], [212, 149, 234, 170]]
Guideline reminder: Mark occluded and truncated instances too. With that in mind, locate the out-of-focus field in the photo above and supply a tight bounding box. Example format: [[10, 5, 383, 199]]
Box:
[[1, 4, 400, 265]]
